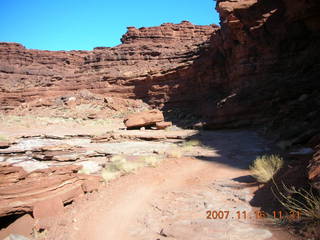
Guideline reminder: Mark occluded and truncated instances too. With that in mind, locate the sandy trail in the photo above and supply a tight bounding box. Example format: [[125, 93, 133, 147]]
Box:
[[70, 158, 215, 240], [44, 130, 295, 240]]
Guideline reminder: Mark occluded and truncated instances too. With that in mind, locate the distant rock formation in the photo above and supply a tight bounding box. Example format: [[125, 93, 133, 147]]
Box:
[[0, 21, 217, 112]]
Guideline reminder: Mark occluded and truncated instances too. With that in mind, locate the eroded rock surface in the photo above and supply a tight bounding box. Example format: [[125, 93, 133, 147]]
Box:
[[0, 22, 217, 114], [0, 164, 102, 217]]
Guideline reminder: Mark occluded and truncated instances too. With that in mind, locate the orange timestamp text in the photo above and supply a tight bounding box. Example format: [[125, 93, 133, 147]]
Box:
[[206, 210, 301, 220]]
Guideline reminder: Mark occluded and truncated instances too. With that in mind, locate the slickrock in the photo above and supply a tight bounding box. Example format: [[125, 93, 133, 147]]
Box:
[[32, 144, 85, 161], [91, 130, 197, 142]]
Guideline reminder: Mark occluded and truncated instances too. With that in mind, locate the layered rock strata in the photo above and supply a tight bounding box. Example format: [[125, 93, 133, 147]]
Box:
[[0, 22, 218, 112], [0, 164, 102, 217]]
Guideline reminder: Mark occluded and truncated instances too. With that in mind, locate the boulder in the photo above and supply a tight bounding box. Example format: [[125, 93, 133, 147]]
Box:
[[124, 109, 164, 129], [156, 121, 172, 130]]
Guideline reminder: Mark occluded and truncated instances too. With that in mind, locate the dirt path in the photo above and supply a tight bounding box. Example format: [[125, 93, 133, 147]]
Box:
[[43, 130, 295, 240]]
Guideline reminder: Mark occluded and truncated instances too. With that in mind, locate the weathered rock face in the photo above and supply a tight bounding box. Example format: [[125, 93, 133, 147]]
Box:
[[210, 0, 320, 188], [0, 164, 102, 217], [0, 22, 218, 113], [207, 0, 320, 189], [205, 0, 320, 140]]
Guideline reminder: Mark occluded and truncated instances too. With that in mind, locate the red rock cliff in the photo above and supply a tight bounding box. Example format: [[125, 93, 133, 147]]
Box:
[[204, 0, 320, 143], [0, 0, 319, 143], [0, 21, 218, 112]]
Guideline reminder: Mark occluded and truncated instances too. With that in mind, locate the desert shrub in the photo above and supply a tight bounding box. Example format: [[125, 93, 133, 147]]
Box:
[[183, 139, 202, 147], [101, 155, 144, 182], [109, 155, 126, 162], [120, 161, 144, 173], [167, 149, 183, 158], [142, 155, 161, 167], [250, 154, 284, 183], [101, 168, 121, 182], [272, 182, 320, 220], [108, 155, 140, 172]]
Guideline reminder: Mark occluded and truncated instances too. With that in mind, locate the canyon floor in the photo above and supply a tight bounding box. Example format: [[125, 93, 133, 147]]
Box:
[[0, 117, 300, 240]]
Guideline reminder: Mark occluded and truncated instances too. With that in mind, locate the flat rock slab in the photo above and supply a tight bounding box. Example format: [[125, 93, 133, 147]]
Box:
[[92, 130, 198, 142]]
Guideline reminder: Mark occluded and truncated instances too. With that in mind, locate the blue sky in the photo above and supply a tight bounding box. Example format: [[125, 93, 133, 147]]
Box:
[[0, 0, 219, 51]]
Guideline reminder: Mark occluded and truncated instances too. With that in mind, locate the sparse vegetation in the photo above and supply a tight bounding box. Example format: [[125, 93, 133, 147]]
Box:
[[250, 154, 284, 183], [142, 155, 162, 167], [101, 156, 130, 182], [183, 139, 202, 147], [0, 134, 8, 141], [101, 155, 161, 182], [272, 182, 320, 220], [101, 168, 122, 182], [108, 155, 142, 173], [167, 148, 183, 158]]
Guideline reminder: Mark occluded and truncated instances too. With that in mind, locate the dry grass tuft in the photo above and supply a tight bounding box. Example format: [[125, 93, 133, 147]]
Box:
[[167, 149, 183, 158], [101, 155, 145, 182], [250, 154, 284, 183], [101, 168, 122, 182], [183, 139, 202, 147], [142, 155, 162, 167]]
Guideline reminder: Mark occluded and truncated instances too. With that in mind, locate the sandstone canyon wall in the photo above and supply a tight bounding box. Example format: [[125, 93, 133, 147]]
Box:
[[0, 22, 218, 115], [0, 0, 319, 141], [207, 0, 320, 142]]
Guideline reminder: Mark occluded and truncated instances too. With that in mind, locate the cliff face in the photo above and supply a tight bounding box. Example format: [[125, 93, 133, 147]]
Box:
[[210, 0, 320, 189], [205, 0, 320, 141], [0, 22, 218, 112]]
